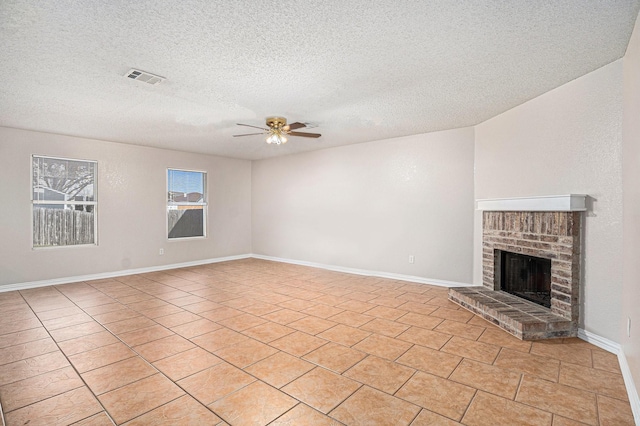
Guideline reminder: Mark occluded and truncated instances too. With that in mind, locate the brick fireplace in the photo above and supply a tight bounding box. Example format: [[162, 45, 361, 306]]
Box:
[[449, 195, 585, 340]]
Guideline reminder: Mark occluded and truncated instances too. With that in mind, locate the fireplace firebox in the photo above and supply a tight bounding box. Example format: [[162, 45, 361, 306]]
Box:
[[495, 250, 551, 308]]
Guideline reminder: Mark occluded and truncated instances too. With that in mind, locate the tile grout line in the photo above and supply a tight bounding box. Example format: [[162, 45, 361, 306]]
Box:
[[513, 373, 601, 424], [458, 389, 479, 423], [77, 279, 233, 424], [176, 276, 348, 423], [41, 280, 213, 424], [325, 380, 365, 422], [404, 407, 422, 426], [204, 274, 418, 423], [79, 273, 361, 424], [513, 372, 525, 401], [594, 393, 603, 425], [13, 289, 117, 426]]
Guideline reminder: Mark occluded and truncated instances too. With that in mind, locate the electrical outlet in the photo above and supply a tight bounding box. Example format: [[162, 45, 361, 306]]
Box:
[[628, 317, 631, 338], [159, 248, 164, 255], [409, 255, 415, 264]]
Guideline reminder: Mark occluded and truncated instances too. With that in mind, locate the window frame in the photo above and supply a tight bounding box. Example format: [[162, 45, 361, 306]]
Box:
[[31, 154, 98, 249], [166, 168, 208, 240]]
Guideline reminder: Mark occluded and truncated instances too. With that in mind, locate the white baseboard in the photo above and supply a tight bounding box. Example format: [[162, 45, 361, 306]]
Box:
[[619, 349, 640, 425], [577, 328, 621, 354], [1, 253, 473, 293], [578, 329, 640, 424], [0, 254, 252, 293], [251, 254, 474, 288]]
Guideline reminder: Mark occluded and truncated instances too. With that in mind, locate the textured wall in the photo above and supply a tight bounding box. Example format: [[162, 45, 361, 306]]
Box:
[[622, 12, 640, 392], [474, 60, 624, 341], [252, 128, 476, 284], [0, 127, 252, 287]]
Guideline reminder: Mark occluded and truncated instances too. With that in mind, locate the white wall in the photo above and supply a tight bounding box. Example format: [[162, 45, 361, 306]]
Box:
[[622, 12, 640, 391], [0, 127, 252, 288], [252, 128, 475, 284], [474, 60, 624, 340]]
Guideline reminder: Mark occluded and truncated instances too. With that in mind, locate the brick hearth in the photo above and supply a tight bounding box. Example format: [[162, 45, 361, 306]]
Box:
[[450, 210, 582, 340]]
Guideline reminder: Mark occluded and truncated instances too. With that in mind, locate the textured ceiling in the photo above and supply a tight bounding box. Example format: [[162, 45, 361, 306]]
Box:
[[1, 1, 639, 160]]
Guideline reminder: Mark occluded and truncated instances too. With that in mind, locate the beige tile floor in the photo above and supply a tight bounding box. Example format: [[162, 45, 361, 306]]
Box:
[[0, 259, 634, 425]]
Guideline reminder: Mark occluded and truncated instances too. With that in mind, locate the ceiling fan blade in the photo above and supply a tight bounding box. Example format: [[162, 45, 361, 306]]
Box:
[[289, 131, 321, 138], [236, 123, 269, 131], [233, 132, 265, 137], [287, 122, 307, 130]]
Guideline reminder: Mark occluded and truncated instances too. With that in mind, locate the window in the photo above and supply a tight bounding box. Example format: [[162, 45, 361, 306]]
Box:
[[32, 156, 97, 247], [167, 169, 207, 239]]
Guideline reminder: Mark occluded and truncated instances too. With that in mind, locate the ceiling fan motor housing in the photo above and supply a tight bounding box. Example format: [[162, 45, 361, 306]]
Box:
[[266, 117, 287, 129]]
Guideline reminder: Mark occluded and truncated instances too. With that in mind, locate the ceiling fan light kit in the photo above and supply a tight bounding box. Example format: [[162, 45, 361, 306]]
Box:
[[234, 116, 321, 145], [266, 117, 288, 145], [266, 132, 287, 145]]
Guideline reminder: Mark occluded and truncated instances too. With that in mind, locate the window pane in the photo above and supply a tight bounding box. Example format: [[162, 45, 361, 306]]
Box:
[[167, 169, 206, 239], [32, 205, 95, 247], [32, 156, 97, 248], [168, 169, 204, 204], [168, 206, 204, 238], [33, 157, 96, 202]]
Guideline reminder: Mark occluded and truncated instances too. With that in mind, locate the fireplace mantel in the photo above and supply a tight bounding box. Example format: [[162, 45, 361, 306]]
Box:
[[476, 194, 587, 212]]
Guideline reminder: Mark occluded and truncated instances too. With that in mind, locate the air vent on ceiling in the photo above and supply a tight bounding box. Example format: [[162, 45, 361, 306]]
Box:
[[124, 69, 165, 85]]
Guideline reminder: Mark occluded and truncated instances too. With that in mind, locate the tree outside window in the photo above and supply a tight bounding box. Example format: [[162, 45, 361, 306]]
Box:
[[32, 156, 97, 247]]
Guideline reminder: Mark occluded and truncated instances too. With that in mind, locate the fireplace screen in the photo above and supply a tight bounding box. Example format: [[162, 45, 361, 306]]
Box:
[[496, 250, 551, 308]]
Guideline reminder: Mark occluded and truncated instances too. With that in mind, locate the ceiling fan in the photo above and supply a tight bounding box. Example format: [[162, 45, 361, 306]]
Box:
[[233, 117, 321, 145]]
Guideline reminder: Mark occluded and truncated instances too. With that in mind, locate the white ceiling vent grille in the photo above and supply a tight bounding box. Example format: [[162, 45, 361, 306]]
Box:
[[124, 69, 165, 85]]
